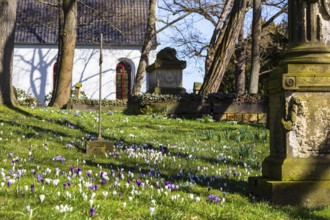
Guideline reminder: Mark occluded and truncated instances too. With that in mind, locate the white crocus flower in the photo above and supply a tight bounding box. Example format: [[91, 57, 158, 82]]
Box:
[[45, 178, 51, 184], [89, 199, 94, 207], [66, 191, 72, 199], [102, 191, 108, 198], [91, 192, 96, 199], [53, 179, 60, 186], [39, 194, 45, 203], [82, 193, 88, 201], [55, 204, 73, 213], [150, 207, 156, 216]]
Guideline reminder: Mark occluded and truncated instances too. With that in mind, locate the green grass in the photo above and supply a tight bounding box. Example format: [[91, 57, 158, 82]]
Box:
[[0, 105, 328, 219]]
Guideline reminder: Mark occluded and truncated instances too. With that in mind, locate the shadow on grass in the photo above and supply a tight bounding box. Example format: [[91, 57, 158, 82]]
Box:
[[84, 158, 248, 197], [84, 136, 329, 220], [5, 105, 329, 219]]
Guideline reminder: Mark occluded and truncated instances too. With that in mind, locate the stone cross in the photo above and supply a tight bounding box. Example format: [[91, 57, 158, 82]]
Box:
[[249, 0, 330, 208]]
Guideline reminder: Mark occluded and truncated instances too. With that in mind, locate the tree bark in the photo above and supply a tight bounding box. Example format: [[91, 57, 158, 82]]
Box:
[[199, 0, 247, 96], [205, 0, 233, 75], [249, 0, 262, 94], [50, 0, 77, 108], [235, 28, 247, 96], [131, 0, 157, 96], [0, 0, 16, 105]]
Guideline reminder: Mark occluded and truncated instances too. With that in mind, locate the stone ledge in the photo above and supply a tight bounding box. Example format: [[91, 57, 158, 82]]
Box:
[[262, 156, 330, 181], [248, 177, 330, 208], [86, 140, 114, 156]]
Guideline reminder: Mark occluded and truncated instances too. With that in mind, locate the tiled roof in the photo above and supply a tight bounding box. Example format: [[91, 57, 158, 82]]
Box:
[[15, 0, 152, 45]]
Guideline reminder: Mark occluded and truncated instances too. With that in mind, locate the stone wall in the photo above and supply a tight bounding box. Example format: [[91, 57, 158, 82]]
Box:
[[127, 101, 267, 123]]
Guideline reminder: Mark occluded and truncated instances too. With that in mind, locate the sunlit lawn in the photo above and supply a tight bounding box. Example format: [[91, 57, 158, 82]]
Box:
[[0, 105, 329, 219]]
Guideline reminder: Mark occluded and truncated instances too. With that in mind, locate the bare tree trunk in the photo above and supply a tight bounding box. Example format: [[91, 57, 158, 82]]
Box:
[[205, 0, 233, 75], [0, 0, 16, 105], [199, 0, 247, 96], [50, 0, 77, 108], [131, 0, 157, 96], [235, 28, 247, 96], [49, 0, 64, 107], [249, 0, 262, 94]]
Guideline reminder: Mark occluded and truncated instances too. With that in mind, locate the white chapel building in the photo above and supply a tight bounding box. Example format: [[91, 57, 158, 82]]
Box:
[[13, 0, 157, 105]]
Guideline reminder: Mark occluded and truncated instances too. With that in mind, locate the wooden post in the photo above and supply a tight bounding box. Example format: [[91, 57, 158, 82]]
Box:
[[98, 34, 103, 140]]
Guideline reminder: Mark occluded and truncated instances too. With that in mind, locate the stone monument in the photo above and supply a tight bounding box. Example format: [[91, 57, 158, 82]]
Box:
[[147, 47, 186, 95], [249, 0, 330, 208]]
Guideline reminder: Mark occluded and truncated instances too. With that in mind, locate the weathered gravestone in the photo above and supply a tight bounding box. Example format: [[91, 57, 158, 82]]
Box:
[[249, 0, 330, 207], [147, 47, 186, 95]]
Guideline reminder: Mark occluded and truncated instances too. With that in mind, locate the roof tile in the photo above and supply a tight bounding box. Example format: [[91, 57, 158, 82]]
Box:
[[15, 0, 151, 45]]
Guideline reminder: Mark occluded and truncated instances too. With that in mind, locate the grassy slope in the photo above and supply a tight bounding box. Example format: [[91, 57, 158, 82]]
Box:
[[0, 105, 328, 219]]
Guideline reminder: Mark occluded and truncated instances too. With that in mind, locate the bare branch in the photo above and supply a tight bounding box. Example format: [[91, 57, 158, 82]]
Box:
[[262, 6, 287, 29], [156, 12, 192, 35], [34, 0, 58, 7]]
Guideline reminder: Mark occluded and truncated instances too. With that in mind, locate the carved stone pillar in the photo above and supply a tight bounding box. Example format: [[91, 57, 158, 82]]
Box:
[[249, 0, 330, 208]]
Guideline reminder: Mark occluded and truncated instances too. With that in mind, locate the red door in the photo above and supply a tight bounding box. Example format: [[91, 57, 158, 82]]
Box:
[[116, 62, 130, 100]]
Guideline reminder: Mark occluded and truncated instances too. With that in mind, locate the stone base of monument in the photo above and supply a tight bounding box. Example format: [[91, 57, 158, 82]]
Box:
[[261, 157, 330, 180], [248, 177, 330, 208], [149, 86, 186, 95], [249, 157, 330, 208], [86, 139, 114, 156]]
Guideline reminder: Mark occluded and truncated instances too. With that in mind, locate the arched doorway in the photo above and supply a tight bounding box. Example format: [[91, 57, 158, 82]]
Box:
[[116, 62, 131, 100]]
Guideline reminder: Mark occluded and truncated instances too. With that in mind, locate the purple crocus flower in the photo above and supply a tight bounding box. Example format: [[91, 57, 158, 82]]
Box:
[[67, 182, 71, 187], [208, 194, 221, 204], [70, 166, 74, 173], [31, 184, 35, 192], [136, 179, 142, 187], [90, 208, 96, 216], [63, 183, 67, 189], [53, 156, 66, 162], [12, 159, 18, 164], [101, 179, 106, 185], [75, 167, 82, 174], [37, 174, 43, 182], [160, 145, 168, 154], [90, 185, 98, 190], [110, 170, 115, 177], [66, 143, 75, 148]]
